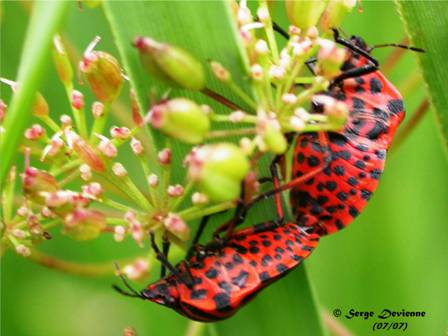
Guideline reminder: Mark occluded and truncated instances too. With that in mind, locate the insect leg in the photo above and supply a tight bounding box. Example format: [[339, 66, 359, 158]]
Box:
[[186, 215, 211, 259], [233, 132, 332, 226], [272, 21, 289, 39], [160, 233, 171, 278], [150, 232, 194, 287]]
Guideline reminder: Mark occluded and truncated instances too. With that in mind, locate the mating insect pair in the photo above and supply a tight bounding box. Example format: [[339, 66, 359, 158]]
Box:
[[113, 29, 421, 321]]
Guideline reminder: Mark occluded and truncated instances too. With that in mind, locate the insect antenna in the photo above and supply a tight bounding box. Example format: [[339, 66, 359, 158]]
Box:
[[112, 262, 145, 299], [369, 43, 425, 53]]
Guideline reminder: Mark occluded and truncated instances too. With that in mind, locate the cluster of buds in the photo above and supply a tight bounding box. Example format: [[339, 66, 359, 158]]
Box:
[[0, 1, 359, 281]]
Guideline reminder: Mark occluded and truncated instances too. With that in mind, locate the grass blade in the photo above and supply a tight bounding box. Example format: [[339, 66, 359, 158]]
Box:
[[103, 1, 324, 334], [0, 1, 70, 185], [397, 1, 448, 157]]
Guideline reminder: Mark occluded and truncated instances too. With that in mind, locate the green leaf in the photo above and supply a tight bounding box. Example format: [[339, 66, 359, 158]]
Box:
[[0, 1, 70, 186], [397, 1, 448, 156], [103, 1, 324, 335]]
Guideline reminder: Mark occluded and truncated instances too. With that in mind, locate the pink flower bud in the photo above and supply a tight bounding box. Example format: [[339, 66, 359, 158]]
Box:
[[251, 64, 264, 80], [16, 244, 31, 257], [282, 93, 297, 105], [191, 192, 208, 205], [12, 229, 27, 239], [124, 258, 149, 280], [96, 135, 117, 158], [126, 212, 144, 246], [167, 184, 184, 197], [17, 206, 29, 217], [60, 114, 72, 128], [257, 6, 270, 23], [71, 90, 85, 110], [43, 190, 74, 208], [130, 137, 144, 155], [0, 99, 6, 123], [112, 163, 127, 177], [82, 182, 102, 199], [91, 101, 104, 118], [147, 174, 158, 187], [229, 111, 246, 123], [114, 225, 126, 242], [288, 25, 301, 36], [110, 126, 131, 139], [79, 164, 92, 181], [158, 148, 171, 165], [163, 213, 190, 241], [41, 207, 54, 218], [290, 116, 305, 131], [41, 133, 64, 160], [24, 124, 45, 140], [255, 39, 269, 55]]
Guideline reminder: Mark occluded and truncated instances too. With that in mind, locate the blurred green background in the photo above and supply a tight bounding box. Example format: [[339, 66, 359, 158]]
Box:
[[1, 1, 447, 335]]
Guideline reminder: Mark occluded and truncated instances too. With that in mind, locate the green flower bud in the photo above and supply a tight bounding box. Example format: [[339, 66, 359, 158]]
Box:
[[79, 36, 123, 103], [257, 117, 288, 154], [23, 167, 59, 204], [72, 137, 106, 172], [321, 0, 357, 31], [314, 94, 348, 129], [316, 39, 346, 79], [134, 36, 205, 91], [285, 0, 325, 32], [187, 143, 249, 202], [53, 35, 73, 87], [33, 92, 49, 117], [149, 98, 210, 144], [64, 208, 106, 241]]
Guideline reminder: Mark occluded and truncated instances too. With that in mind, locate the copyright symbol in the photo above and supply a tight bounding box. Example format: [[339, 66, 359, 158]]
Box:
[[333, 308, 341, 318]]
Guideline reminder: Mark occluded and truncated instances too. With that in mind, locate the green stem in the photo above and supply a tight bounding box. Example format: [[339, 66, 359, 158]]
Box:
[[185, 321, 206, 336], [105, 171, 152, 212], [27, 249, 116, 277], [2, 167, 16, 223], [53, 158, 82, 176], [228, 81, 258, 110], [90, 102, 111, 143], [211, 113, 257, 124], [180, 201, 234, 221], [39, 115, 61, 133], [207, 128, 256, 139], [65, 84, 88, 139], [101, 197, 136, 214]]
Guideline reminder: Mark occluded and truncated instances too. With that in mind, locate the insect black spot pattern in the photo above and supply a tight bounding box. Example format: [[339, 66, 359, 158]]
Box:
[[370, 77, 383, 94], [214, 293, 231, 311], [191, 289, 207, 300]]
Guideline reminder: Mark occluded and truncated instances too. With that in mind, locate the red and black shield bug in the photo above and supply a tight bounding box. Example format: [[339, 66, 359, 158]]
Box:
[[215, 30, 423, 238], [114, 218, 319, 322], [288, 29, 424, 235]]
